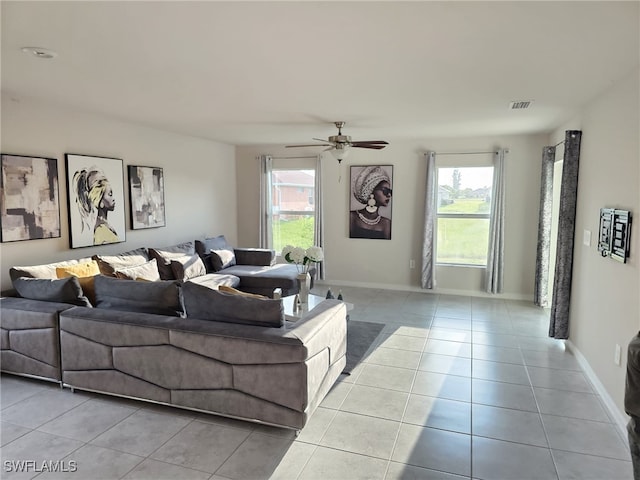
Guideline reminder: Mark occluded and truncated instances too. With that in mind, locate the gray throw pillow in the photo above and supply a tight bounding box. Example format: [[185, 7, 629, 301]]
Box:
[[93, 275, 183, 316], [182, 281, 284, 327], [148, 242, 195, 280], [12, 276, 92, 307], [170, 254, 206, 281]]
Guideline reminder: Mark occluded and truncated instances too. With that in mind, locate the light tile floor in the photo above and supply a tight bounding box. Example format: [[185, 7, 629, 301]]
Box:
[[0, 288, 633, 479]]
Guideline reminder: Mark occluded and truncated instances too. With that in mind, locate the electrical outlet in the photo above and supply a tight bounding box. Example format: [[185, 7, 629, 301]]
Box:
[[615, 344, 622, 365], [583, 229, 591, 247], [409, 259, 415, 269]]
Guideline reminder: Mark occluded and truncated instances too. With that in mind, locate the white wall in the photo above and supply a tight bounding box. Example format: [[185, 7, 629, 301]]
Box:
[[1, 95, 237, 291], [236, 132, 548, 299], [552, 67, 640, 417]]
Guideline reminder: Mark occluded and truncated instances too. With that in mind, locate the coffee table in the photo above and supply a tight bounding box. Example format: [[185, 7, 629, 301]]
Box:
[[283, 293, 353, 321]]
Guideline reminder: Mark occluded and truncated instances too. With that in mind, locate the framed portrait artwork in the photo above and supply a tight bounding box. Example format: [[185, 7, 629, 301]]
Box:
[[0, 154, 61, 242], [349, 165, 393, 240], [128, 165, 166, 229], [65, 154, 126, 248]]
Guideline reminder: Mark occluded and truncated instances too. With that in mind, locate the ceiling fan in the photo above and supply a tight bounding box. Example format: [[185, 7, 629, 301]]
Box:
[[286, 121, 388, 163]]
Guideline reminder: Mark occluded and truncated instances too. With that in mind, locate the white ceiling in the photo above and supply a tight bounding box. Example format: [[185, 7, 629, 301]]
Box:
[[2, 1, 639, 146]]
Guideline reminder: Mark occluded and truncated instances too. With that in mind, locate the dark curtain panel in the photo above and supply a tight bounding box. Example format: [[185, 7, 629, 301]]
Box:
[[534, 146, 556, 307], [549, 131, 582, 339]]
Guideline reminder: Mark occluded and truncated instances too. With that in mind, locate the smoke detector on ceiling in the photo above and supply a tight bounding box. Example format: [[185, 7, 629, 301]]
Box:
[[509, 100, 533, 110]]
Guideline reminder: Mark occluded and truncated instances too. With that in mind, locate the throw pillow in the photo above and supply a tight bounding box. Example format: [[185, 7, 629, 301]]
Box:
[[218, 285, 266, 299], [148, 242, 195, 280], [182, 281, 284, 327], [195, 236, 236, 271], [170, 254, 206, 281], [210, 247, 236, 271], [92, 248, 149, 276], [114, 259, 161, 282], [12, 276, 91, 307], [93, 275, 183, 316], [10, 258, 93, 281], [56, 260, 101, 306]]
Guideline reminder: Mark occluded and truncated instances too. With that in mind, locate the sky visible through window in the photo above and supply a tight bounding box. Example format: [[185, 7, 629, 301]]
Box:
[[438, 167, 493, 190]]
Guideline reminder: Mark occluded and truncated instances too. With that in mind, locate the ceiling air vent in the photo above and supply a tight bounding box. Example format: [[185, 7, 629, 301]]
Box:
[[510, 100, 532, 110]]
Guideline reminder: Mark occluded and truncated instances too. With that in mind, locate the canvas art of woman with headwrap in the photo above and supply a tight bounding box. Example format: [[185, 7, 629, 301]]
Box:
[[73, 166, 120, 245], [349, 165, 393, 240]]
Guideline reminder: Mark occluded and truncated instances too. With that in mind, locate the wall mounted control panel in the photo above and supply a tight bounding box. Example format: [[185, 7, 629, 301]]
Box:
[[598, 208, 632, 263]]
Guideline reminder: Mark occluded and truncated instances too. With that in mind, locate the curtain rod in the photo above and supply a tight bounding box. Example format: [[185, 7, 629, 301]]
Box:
[[270, 155, 318, 160], [432, 151, 498, 155]]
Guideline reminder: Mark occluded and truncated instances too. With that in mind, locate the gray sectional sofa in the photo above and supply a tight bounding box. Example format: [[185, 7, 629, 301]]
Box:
[[1, 238, 343, 430]]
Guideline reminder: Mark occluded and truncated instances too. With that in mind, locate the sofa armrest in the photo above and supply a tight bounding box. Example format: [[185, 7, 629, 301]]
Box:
[[234, 248, 276, 266], [287, 299, 347, 361]]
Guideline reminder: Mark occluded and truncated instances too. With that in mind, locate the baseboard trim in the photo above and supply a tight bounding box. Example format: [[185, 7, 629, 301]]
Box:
[[315, 279, 531, 301], [565, 339, 629, 440]]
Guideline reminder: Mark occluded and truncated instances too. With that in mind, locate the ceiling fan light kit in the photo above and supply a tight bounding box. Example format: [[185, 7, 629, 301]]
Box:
[[286, 121, 388, 163]]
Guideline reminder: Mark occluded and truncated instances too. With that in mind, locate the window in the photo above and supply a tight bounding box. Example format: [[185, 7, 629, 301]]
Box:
[[436, 166, 494, 266], [270, 169, 315, 252]]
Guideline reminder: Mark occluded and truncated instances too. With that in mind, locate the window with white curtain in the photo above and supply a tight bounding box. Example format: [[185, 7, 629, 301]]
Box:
[[270, 167, 316, 253], [436, 166, 494, 266]]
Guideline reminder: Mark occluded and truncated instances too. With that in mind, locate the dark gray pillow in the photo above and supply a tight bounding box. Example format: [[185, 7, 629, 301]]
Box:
[[12, 276, 91, 307], [148, 242, 195, 280], [93, 275, 183, 316], [170, 254, 206, 281], [182, 281, 284, 327]]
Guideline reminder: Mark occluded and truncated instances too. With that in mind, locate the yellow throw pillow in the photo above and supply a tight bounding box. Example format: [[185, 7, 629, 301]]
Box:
[[56, 260, 101, 305], [218, 285, 266, 299]]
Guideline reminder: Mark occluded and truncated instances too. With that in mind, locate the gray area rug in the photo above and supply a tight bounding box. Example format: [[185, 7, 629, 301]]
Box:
[[343, 320, 385, 374]]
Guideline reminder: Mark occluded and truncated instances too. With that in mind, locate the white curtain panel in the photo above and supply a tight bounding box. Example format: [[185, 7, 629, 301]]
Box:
[[314, 155, 325, 280], [258, 155, 273, 249], [421, 151, 437, 289], [534, 146, 556, 306], [485, 149, 507, 294]]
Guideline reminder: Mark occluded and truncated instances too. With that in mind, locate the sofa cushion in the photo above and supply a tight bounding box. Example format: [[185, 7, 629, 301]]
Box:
[[56, 260, 101, 306], [93, 275, 182, 316], [114, 259, 161, 282], [12, 277, 92, 307], [149, 242, 195, 280], [182, 281, 284, 327], [186, 273, 240, 290], [219, 264, 302, 290], [93, 248, 149, 277], [10, 258, 92, 281], [170, 254, 206, 281]]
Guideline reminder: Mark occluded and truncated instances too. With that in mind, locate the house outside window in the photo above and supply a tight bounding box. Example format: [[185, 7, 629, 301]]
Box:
[[270, 169, 315, 252], [436, 166, 494, 266]]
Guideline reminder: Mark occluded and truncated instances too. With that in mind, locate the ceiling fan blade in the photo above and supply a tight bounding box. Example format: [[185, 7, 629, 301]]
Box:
[[352, 144, 387, 150], [351, 140, 389, 145], [286, 143, 332, 148]]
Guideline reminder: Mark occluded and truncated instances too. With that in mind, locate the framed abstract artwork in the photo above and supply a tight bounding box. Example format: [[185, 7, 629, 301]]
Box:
[[65, 154, 126, 248], [0, 154, 61, 242], [128, 165, 166, 229], [349, 165, 393, 240]]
